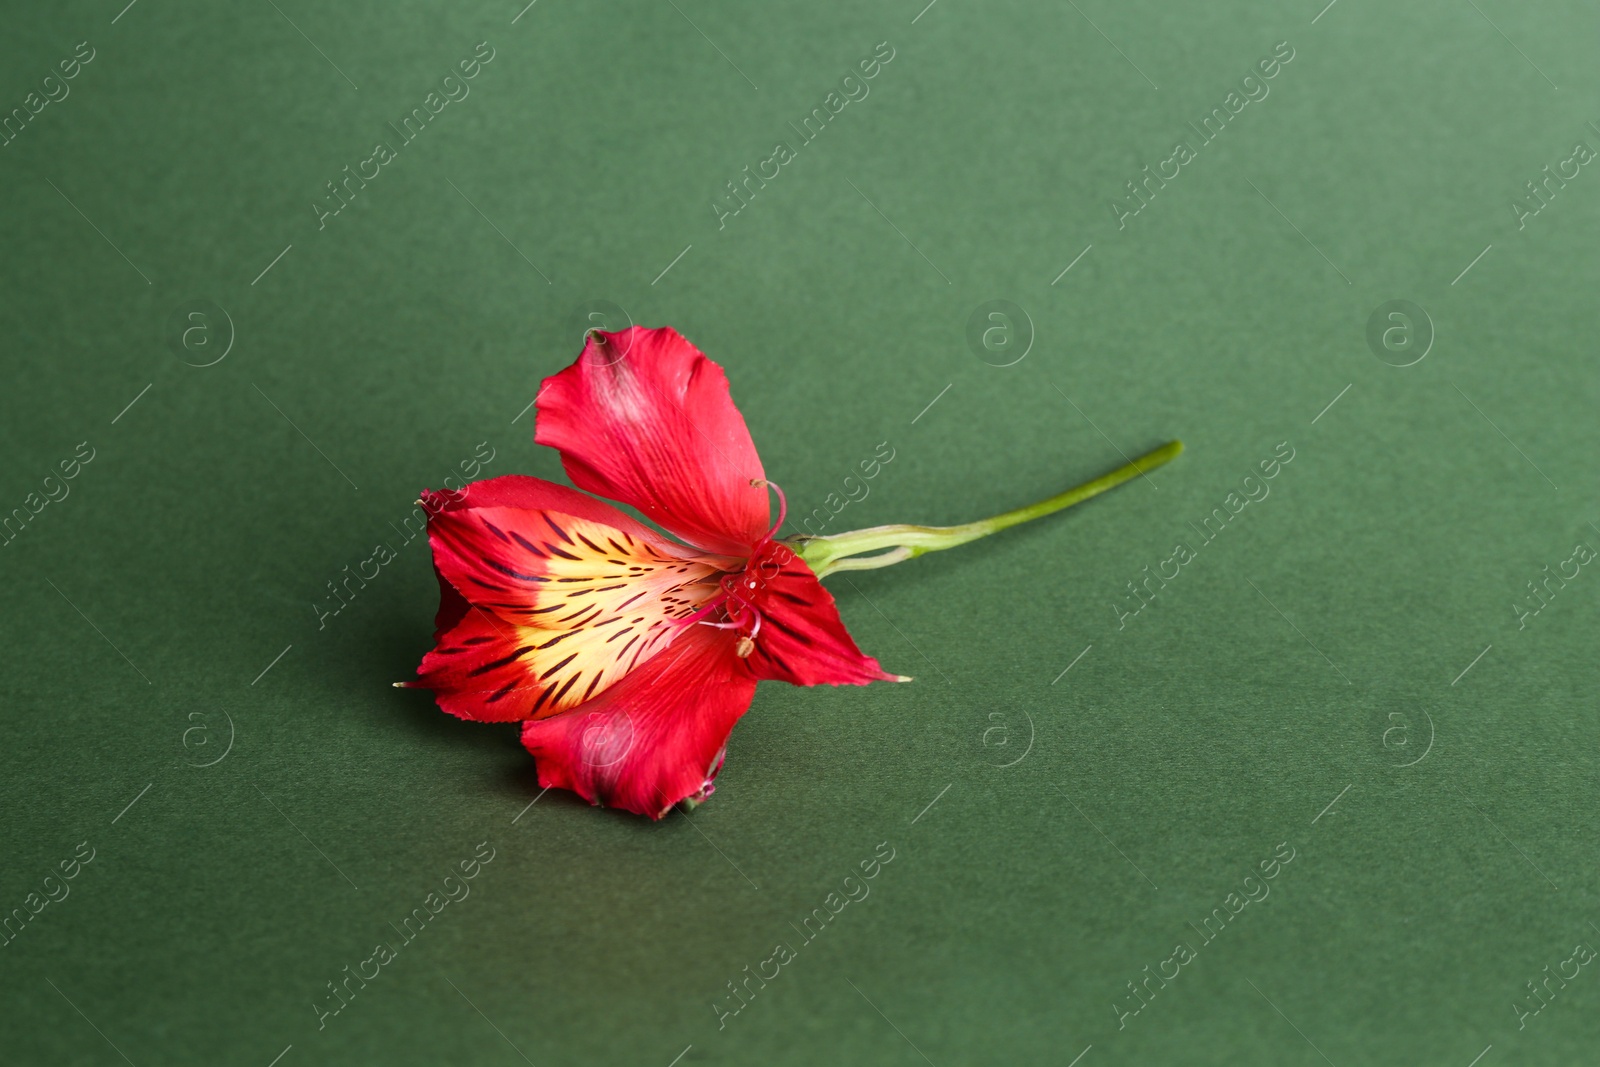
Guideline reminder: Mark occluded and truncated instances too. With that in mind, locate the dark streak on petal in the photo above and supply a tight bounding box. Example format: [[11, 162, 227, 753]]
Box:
[[544, 514, 575, 545], [762, 612, 814, 646], [539, 629, 582, 649], [487, 559, 548, 582], [757, 644, 795, 678], [542, 652, 579, 679], [550, 672, 582, 706], [470, 644, 537, 676]]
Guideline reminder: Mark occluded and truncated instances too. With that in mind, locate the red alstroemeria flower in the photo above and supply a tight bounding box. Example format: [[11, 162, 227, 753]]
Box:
[[402, 326, 1185, 819], [406, 326, 904, 818]]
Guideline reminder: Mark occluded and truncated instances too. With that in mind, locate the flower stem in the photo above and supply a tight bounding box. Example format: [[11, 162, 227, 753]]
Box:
[[790, 440, 1182, 578]]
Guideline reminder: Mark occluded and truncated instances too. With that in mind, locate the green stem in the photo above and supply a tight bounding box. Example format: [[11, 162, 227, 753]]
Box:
[[790, 440, 1183, 578]]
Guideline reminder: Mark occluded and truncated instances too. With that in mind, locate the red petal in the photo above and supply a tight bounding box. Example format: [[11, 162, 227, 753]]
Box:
[[421, 474, 674, 544], [424, 478, 631, 640], [414, 604, 546, 722], [534, 327, 770, 556], [739, 544, 901, 687], [520, 625, 757, 818], [413, 476, 734, 721], [431, 561, 471, 641]]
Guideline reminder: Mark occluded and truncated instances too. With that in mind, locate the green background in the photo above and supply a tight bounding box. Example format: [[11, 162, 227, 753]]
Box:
[[2, 0, 1596, 1063]]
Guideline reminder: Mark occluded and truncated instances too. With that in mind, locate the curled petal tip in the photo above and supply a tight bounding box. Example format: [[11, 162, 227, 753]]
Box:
[[392, 681, 415, 688], [893, 674, 914, 683]]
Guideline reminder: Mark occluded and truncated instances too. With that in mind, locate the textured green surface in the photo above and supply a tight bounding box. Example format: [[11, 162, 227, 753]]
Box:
[[2, 1, 1597, 1064]]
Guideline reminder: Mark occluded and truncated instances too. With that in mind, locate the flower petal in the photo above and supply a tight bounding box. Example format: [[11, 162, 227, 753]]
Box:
[[424, 476, 637, 642], [431, 560, 471, 641], [740, 544, 902, 687], [421, 474, 674, 543], [414, 479, 734, 721], [422, 475, 681, 681], [534, 327, 770, 556], [520, 625, 758, 818], [412, 604, 543, 722]]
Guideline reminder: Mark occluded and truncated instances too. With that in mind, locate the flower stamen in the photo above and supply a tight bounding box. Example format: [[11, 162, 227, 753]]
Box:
[[751, 478, 788, 546]]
